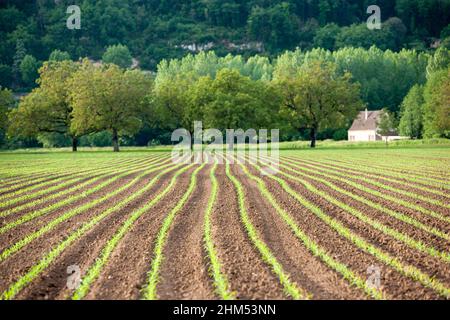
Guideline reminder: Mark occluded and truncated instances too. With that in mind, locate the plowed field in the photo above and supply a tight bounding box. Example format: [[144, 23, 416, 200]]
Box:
[[0, 148, 449, 300]]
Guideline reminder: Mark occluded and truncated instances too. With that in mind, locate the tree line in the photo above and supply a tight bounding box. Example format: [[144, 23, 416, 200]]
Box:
[[1, 0, 450, 91], [0, 46, 448, 151]]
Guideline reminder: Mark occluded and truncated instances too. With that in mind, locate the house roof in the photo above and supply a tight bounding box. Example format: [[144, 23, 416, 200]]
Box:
[[349, 110, 383, 131]]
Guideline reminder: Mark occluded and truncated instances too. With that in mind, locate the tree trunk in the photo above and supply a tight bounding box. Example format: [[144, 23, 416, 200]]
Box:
[[310, 127, 317, 148], [72, 137, 78, 152], [112, 128, 119, 152]]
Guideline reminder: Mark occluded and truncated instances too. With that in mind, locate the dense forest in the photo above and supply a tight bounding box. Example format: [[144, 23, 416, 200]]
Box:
[[1, 0, 450, 78], [0, 0, 449, 149]]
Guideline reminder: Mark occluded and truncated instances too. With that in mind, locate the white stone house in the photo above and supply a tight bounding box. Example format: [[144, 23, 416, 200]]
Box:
[[348, 109, 402, 142]]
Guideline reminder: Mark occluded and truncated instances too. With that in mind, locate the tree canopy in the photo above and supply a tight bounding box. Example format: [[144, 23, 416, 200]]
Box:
[[69, 60, 152, 152], [275, 61, 363, 147]]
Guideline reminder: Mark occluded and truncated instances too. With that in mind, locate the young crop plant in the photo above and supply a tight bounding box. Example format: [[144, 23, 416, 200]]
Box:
[[142, 164, 206, 300], [295, 158, 450, 200], [203, 161, 235, 300], [0, 155, 161, 217], [252, 158, 450, 299], [0, 156, 146, 196], [287, 158, 450, 209], [255, 156, 450, 263], [282, 158, 450, 225], [311, 157, 450, 190], [0, 162, 185, 300], [239, 159, 385, 300], [277, 158, 450, 241], [0, 156, 171, 234], [223, 159, 309, 300], [71, 162, 193, 300], [0, 161, 177, 262], [0, 155, 165, 210]]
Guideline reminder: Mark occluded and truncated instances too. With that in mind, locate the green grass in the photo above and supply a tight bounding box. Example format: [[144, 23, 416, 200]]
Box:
[[278, 139, 450, 150]]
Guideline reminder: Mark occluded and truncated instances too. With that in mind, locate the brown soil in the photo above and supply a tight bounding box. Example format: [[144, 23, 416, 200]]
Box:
[[280, 158, 450, 235], [83, 166, 197, 300], [11, 167, 179, 300], [0, 167, 173, 296], [294, 158, 450, 203], [232, 164, 367, 300], [243, 163, 443, 299], [1, 154, 448, 300], [156, 165, 216, 300], [209, 164, 287, 300]]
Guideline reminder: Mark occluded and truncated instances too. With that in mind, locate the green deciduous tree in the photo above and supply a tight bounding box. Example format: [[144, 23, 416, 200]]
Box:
[[275, 61, 363, 148], [9, 60, 80, 150], [49, 50, 71, 62], [426, 47, 450, 78], [20, 54, 40, 88], [377, 109, 396, 146], [69, 60, 152, 152], [102, 44, 133, 69], [0, 87, 14, 132], [423, 67, 450, 138], [313, 23, 340, 50], [187, 68, 279, 132], [247, 3, 299, 51], [398, 85, 424, 139]]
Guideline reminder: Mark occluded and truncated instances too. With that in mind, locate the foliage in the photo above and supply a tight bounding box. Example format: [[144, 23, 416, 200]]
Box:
[[0, 87, 14, 132], [102, 44, 133, 69], [275, 61, 363, 147], [377, 109, 396, 139], [1, 0, 449, 78], [399, 85, 424, 138], [423, 67, 450, 138], [49, 50, 71, 62], [8, 60, 79, 149], [19, 55, 40, 88], [69, 60, 152, 151]]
